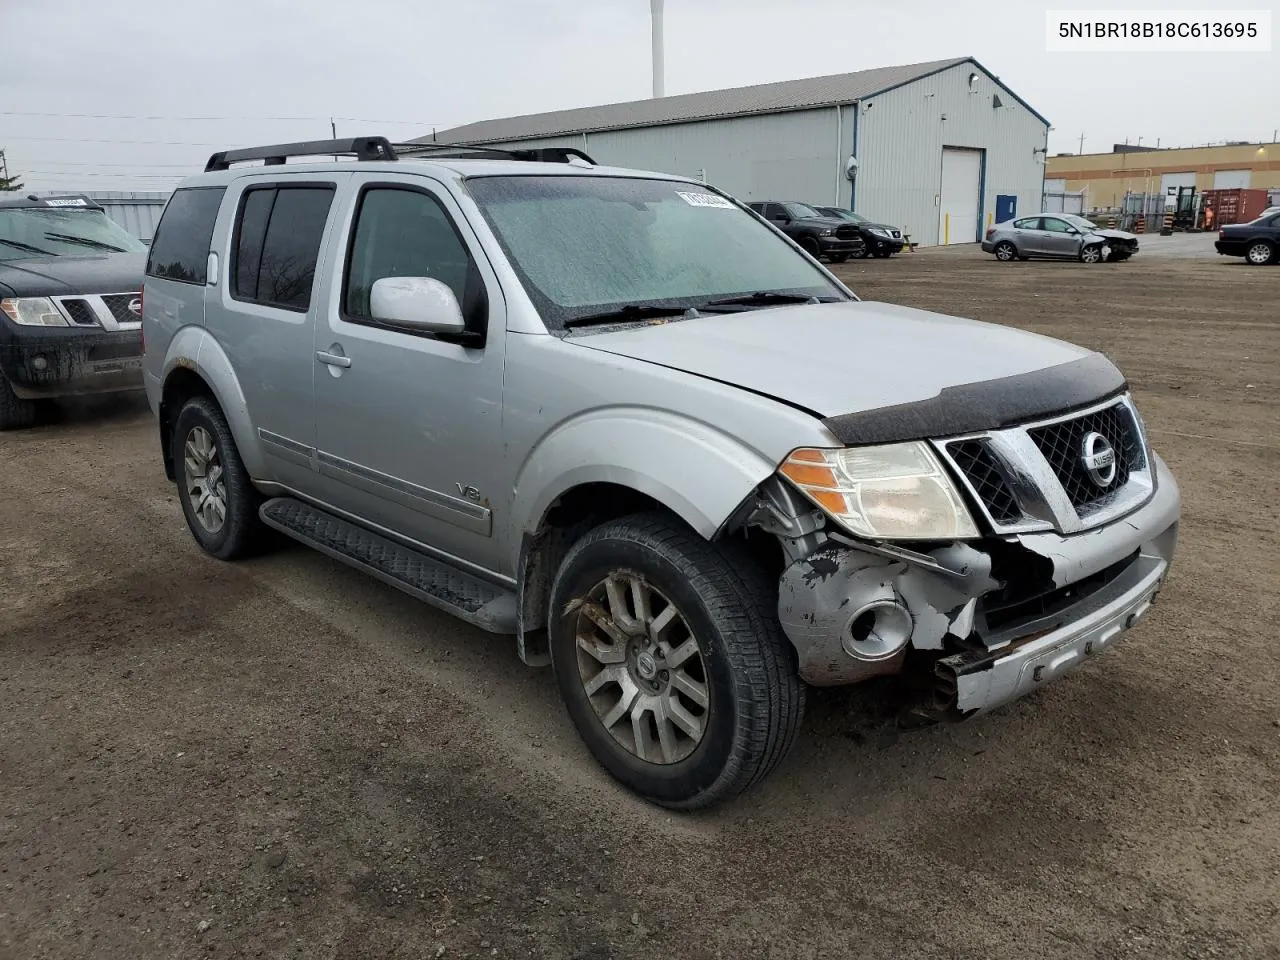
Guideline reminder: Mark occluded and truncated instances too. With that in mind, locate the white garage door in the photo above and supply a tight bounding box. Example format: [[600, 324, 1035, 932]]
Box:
[[938, 148, 982, 244], [1213, 169, 1251, 189], [1160, 171, 1196, 194]]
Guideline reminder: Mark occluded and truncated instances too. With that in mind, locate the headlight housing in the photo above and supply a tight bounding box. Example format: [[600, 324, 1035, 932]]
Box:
[[816, 227, 835, 236], [1, 297, 68, 327], [869, 227, 891, 238], [779, 442, 979, 540]]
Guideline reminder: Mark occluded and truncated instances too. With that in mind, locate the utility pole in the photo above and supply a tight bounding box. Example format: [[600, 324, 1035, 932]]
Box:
[[331, 118, 337, 162], [651, 0, 665, 98], [1078, 132, 1085, 154]]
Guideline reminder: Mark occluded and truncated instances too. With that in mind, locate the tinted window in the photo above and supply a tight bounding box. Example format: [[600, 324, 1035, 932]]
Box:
[[343, 187, 483, 330], [146, 187, 225, 284], [232, 188, 274, 300], [230, 185, 334, 311]]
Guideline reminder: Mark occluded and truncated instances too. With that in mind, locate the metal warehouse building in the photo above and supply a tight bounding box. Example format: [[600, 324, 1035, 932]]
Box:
[[423, 56, 1050, 247]]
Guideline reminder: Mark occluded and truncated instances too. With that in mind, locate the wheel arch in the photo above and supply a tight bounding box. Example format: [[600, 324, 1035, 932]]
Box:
[[158, 327, 262, 481]]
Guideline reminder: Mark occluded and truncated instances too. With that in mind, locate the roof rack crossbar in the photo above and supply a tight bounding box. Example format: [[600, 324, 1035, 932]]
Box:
[[204, 136, 398, 172], [203, 137, 596, 172]]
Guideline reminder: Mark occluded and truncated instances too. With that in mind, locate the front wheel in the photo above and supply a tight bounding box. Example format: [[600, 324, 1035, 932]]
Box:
[[799, 236, 822, 259], [1080, 244, 1104, 264], [993, 241, 1017, 262], [1246, 241, 1276, 265], [0, 370, 38, 431], [548, 513, 805, 810], [173, 395, 267, 560]]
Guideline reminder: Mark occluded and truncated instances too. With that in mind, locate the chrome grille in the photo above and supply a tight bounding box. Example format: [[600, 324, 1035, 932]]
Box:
[[947, 440, 1022, 524], [60, 298, 98, 326], [935, 393, 1154, 536], [1027, 403, 1143, 512], [101, 293, 141, 325]]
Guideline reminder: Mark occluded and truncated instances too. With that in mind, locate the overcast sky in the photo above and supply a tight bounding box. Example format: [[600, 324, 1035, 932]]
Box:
[[2, 0, 1276, 193]]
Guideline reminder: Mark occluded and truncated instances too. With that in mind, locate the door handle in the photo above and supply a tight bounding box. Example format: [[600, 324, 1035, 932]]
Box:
[[316, 351, 352, 368]]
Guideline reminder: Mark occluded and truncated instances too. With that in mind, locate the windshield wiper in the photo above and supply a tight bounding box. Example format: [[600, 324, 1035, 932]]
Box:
[[43, 233, 128, 253], [564, 304, 698, 329], [0, 237, 59, 257], [704, 291, 833, 308]]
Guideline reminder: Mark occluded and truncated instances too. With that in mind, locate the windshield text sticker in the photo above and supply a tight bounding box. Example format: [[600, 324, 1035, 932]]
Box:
[[45, 198, 88, 207], [676, 191, 734, 209]]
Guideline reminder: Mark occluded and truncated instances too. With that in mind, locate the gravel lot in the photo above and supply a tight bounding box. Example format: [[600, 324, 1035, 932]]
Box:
[[2, 248, 1278, 960]]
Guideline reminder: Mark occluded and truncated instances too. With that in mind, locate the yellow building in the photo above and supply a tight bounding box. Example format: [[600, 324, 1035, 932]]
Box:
[[1046, 142, 1280, 210]]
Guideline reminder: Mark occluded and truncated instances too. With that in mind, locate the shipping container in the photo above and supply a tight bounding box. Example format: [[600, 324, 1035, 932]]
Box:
[[1200, 188, 1270, 226]]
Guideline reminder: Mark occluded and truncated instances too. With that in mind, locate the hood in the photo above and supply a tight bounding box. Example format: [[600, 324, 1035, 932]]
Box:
[[854, 220, 899, 232], [0, 253, 147, 297], [1092, 228, 1138, 242], [793, 216, 849, 229], [571, 301, 1125, 441]]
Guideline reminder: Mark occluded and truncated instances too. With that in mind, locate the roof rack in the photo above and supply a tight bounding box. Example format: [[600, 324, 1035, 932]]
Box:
[[204, 136, 595, 172]]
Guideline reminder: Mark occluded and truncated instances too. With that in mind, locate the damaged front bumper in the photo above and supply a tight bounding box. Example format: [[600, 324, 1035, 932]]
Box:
[[777, 453, 1180, 716]]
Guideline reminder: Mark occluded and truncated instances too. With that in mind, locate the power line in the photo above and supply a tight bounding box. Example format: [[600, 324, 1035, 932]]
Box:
[[1, 110, 437, 124], [18, 160, 204, 168], [2, 135, 231, 146], [21, 171, 186, 179]]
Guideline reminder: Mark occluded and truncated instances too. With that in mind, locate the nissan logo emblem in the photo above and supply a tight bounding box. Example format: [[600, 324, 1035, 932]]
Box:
[[127, 297, 143, 317], [1080, 431, 1117, 487]]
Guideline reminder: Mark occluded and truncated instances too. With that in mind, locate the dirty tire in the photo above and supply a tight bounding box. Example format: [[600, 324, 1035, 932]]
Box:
[[172, 395, 265, 561], [1245, 241, 1276, 266], [852, 243, 871, 259], [0, 369, 38, 430], [800, 236, 822, 260], [994, 241, 1017, 262], [548, 512, 805, 810]]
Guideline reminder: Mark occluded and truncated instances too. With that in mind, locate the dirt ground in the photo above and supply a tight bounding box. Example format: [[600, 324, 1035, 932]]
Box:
[[2, 248, 1278, 960]]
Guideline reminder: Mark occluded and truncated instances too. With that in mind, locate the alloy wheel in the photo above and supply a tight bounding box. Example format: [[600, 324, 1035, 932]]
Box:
[[183, 426, 228, 534], [572, 571, 710, 765], [1247, 242, 1273, 265]]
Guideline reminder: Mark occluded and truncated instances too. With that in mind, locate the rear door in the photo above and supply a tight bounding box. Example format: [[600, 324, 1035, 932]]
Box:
[[209, 174, 346, 490], [1008, 217, 1041, 255]]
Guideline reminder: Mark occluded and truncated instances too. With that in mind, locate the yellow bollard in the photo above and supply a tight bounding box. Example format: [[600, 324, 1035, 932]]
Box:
[[944, 213, 950, 245]]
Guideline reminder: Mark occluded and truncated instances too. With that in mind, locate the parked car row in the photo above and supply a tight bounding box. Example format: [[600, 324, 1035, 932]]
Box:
[[132, 136, 1180, 810], [982, 213, 1140, 264], [746, 201, 906, 260]]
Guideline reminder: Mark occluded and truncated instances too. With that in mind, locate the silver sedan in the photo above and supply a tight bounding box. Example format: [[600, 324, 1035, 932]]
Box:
[[982, 213, 1139, 263]]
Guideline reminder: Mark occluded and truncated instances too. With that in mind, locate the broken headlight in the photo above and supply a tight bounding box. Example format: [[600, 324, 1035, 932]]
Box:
[[1, 297, 68, 327], [779, 442, 979, 540]]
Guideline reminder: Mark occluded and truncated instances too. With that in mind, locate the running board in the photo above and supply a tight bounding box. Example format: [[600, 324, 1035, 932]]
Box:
[[259, 497, 517, 635]]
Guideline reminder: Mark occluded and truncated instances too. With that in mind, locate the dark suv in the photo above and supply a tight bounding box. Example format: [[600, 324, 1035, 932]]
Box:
[[0, 194, 148, 428], [814, 207, 906, 257], [747, 201, 865, 262]]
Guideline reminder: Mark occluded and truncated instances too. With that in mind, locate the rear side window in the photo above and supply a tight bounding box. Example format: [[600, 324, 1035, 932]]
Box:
[[1012, 217, 1037, 229], [146, 186, 226, 284], [232, 185, 335, 312]]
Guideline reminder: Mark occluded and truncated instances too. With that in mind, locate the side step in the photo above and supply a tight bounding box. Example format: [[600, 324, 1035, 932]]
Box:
[[260, 497, 517, 635]]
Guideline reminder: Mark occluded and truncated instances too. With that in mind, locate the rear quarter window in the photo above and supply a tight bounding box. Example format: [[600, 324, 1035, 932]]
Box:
[[146, 187, 226, 285]]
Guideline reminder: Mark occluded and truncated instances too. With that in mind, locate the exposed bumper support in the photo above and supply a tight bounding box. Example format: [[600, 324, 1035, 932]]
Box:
[[776, 454, 1180, 708]]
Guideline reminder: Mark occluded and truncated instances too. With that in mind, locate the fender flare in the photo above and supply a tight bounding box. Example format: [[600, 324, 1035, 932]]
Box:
[[160, 327, 265, 478], [511, 406, 779, 549]]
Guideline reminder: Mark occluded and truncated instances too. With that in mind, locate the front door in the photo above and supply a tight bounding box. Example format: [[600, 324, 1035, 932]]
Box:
[[309, 174, 508, 575], [1039, 216, 1082, 257]]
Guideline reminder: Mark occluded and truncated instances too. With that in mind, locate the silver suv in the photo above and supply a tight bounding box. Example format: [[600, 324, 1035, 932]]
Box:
[[142, 137, 1180, 809]]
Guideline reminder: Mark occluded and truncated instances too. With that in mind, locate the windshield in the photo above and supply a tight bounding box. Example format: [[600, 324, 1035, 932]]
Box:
[[0, 206, 148, 260], [1248, 206, 1280, 224], [782, 202, 824, 220], [465, 176, 848, 328], [1064, 214, 1098, 231]]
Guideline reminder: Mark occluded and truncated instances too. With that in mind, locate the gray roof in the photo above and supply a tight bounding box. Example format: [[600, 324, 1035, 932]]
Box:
[[423, 57, 977, 145]]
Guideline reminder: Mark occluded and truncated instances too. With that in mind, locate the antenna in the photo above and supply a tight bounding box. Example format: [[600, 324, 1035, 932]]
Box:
[[651, 0, 665, 98]]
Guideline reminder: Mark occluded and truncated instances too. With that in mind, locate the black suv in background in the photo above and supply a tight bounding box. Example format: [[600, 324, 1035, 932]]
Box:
[[814, 207, 906, 257], [746, 201, 865, 262], [0, 194, 148, 428], [1215, 206, 1280, 265]]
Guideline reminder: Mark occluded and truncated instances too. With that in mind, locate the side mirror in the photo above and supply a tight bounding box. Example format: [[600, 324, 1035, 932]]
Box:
[[369, 276, 466, 335]]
